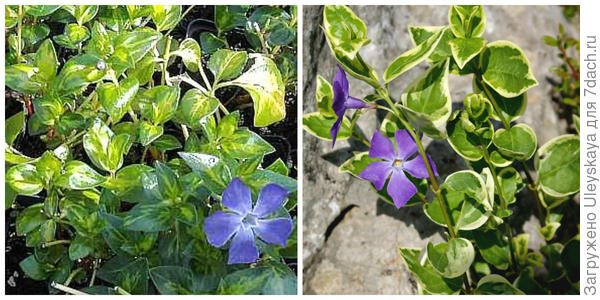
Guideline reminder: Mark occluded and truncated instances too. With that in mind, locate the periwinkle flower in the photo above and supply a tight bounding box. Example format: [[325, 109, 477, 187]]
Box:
[[330, 64, 374, 147], [204, 178, 293, 264], [359, 130, 438, 209]]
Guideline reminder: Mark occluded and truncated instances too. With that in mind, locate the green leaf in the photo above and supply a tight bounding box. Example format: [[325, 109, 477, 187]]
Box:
[[150, 266, 218, 295], [384, 27, 447, 83], [56, 161, 106, 190], [53, 23, 89, 49], [109, 29, 162, 74], [34, 39, 58, 85], [6, 111, 25, 146], [535, 134, 580, 197], [214, 6, 249, 34], [7, 163, 43, 196], [476, 274, 524, 295], [69, 235, 94, 260], [221, 129, 275, 159], [446, 114, 492, 161], [127, 55, 155, 86], [408, 26, 453, 63], [448, 5, 486, 38], [398, 248, 462, 294], [541, 243, 566, 282], [449, 37, 486, 69], [217, 111, 240, 138], [480, 40, 538, 98], [179, 89, 220, 129], [302, 112, 351, 141], [102, 164, 153, 196], [97, 256, 149, 294], [35, 151, 62, 185], [138, 121, 164, 147], [399, 105, 447, 140], [561, 237, 579, 283], [99, 77, 139, 122], [266, 158, 289, 176], [151, 5, 181, 31], [492, 123, 537, 161], [322, 5, 370, 59], [400, 58, 452, 138], [473, 79, 527, 123], [84, 119, 131, 172], [513, 266, 549, 295], [33, 95, 63, 126], [155, 161, 182, 200], [512, 233, 530, 266], [229, 54, 285, 127], [174, 38, 202, 72], [538, 222, 561, 241], [137, 85, 180, 124], [218, 263, 296, 295], [472, 229, 510, 270], [5, 64, 43, 94], [427, 238, 474, 278], [16, 203, 46, 235], [497, 167, 525, 205], [25, 5, 61, 17], [339, 151, 378, 177], [19, 255, 49, 280], [209, 49, 248, 82], [424, 170, 489, 231], [315, 75, 336, 118], [200, 32, 226, 54], [54, 54, 107, 95], [153, 135, 182, 152], [124, 202, 172, 232], [63, 5, 99, 25]]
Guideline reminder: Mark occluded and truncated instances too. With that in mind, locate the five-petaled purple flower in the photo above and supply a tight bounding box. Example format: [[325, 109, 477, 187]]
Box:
[[330, 64, 373, 147], [204, 178, 293, 264], [359, 130, 438, 209]]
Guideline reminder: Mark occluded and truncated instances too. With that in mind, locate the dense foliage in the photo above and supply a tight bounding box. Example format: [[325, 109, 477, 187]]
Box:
[[5, 5, 297, 295], [303, 5, 579, 295]]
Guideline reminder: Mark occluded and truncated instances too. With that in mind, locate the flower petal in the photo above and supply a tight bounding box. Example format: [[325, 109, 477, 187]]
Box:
[[369, 131, 396, 161], [222, 178, 252, 215], [254, 217, 293, 247], [344, 96, 369, 109], [228, 226, 259, 264], [395, 129, 418, 160], [428, 154, 439, 177], [329, 116, 343, 148], [332, 65, 349, 117], [204, 211, 242, 247], [403, 153, 438, 178], [359, 161, 392, 190], [387, 170, 417, 209], [253, 184, 288, 217]]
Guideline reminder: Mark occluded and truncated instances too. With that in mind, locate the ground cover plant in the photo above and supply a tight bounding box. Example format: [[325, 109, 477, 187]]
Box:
[[5, 5, 297, 295], [303, 5, 580, 295]]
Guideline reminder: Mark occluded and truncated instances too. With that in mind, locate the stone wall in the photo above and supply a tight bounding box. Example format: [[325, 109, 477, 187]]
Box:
[[302, 5, 579, 294]]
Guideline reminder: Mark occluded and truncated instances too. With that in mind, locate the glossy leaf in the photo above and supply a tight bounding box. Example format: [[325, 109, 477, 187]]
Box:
[[137, 86, 180, 124], [55, 54, 107, 95], [535, 134, 580, 197], [449, 37, 486, 69], [124, 202, 172, 232], [315, 75, 336, 118], [98, 77, 139, 122], [408, 26, 453, 63], [150, 266, 218, 295], [25, 5, 61, 17], [208, 49, 248, 82], [221, 129, 275, 159], [56, 161, 106, 190], [427, 238, 475, 278], [138, 121, 164, 146], [229, 54, 285, 127], [384, 27, 447, 83], [322, 5, 370, 59], [398, 248, 462, 294], [7, 163, 43, 196], [492, 123, 537, 161], [480, 41, 538, 98], [446, 114, 493, 161], [151, 5, 181, 31], [448, 5, 486, 38], [476, 274, 524, 295], [179, 89, 220, 129], [175, 38, 202, 72], [63, 5, 99, 25], [6, 111, 25, 146], [16, 203, 46, 235], [302, 112, 351, 141], [472, 229, 510, 270]]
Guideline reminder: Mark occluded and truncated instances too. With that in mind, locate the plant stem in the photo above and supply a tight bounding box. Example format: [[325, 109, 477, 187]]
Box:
[[477, 76, 510, 129], [349, 109, 370, 147], [415, 192, 428, 205], [377, 87, 456, 238], [520, 161, 546, 221], [64, 267, 84, 287], [480, 145, 518, 271], [161, 36, 172, 86], [114, 286, 131, 295], [17, 5, 23, 63], [43, 239, 71, 247], [141, 146, 149, 163], [51, 282, 89, 295], [89, 259, 99, 287]]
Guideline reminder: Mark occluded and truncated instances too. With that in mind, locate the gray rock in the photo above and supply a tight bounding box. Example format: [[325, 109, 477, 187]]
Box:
[[302, 5, 578, 295]]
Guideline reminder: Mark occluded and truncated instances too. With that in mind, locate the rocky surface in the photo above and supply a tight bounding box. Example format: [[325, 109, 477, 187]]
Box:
[[302, 5, 579, 295]]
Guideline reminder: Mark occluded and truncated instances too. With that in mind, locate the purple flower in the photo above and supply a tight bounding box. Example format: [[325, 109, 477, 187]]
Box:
[[330, 64, 373, 147], [203, 178, 293, 264], [359, 130, 438, 209]]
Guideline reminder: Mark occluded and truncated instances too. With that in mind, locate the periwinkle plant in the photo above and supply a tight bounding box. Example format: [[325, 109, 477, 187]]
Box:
[[303, 5, 580, 295], [5, 5, 297, 295]]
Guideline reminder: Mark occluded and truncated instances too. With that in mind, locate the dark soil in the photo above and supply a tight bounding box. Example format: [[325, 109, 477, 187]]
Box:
[[5, 5, 297, 294]]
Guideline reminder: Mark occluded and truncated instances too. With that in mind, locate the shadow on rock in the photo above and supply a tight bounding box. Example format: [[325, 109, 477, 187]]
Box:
[[375, 199, 445, 240]]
